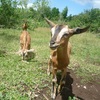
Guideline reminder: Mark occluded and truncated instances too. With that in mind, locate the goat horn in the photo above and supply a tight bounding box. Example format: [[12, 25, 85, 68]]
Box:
[[45, 17, 55, 28]]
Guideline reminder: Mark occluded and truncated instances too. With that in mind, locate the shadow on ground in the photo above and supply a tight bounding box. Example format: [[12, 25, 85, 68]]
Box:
[[55, 71, 84, 100], [35, 69, 100, 100]]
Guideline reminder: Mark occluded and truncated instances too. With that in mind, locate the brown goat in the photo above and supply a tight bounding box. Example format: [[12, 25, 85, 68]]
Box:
[[45, 18, 89, 99], [20, 22, 34, 60]]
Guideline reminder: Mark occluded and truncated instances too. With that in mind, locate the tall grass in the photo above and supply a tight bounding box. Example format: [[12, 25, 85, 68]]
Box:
[[0, 28, 100, 99]]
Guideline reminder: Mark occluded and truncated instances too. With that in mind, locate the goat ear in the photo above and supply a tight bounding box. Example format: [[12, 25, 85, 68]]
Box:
[[45, 17, 55, 28], [69, 26, 90, 35], [71, 26, 90, 34]]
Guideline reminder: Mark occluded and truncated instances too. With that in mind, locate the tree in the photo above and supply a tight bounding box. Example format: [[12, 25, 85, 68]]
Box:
[[0, 0, 18, 27], [29, 7, 37, 18], [67, 8, 100, 32], [33, 0, 50, 20], [51, 7, 60, 20], [61, 6, 68, 19], [18, 0, 29, 9], [67, 14, 72, 21]]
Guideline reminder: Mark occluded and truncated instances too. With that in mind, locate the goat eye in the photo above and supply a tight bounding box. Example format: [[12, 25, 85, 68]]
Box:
[[63, 34, 68, 38]]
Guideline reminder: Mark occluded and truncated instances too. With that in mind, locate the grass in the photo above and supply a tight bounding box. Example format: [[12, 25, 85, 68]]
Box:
[[0, 28, 50, 99], [70, 32, 100, 83], [0, 27, 100, 99]]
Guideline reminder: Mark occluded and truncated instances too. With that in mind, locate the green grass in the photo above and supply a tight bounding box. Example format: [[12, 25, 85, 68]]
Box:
[[0, 28, 51, 99], [70, 32, 100, 83], [0, 28, 100, 99]]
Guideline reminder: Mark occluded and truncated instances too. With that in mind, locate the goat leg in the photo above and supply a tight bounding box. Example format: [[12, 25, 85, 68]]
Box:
[[51, 68, 57, 100], [58, 68, 67, 92], [47, 59, 52, 75]]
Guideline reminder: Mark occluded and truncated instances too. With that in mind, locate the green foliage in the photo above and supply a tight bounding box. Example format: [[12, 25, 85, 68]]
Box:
[[18, 0, 29, 9], [51, 7, 60, 20], [0, 0, 18, 27], [67, 8, 100, 32], [61, 6, 68, 19], [32, 0, 50, 20], [68, 96, 76, 100], [0, 0, 100, 32]]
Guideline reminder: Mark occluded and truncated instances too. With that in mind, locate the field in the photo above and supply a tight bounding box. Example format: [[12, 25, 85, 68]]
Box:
[[0, 27, 100, 100]]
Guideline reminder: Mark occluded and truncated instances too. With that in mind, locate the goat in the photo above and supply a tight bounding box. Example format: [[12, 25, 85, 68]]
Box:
[[45, 18, 89, 99], [19, 22, 34, 61]]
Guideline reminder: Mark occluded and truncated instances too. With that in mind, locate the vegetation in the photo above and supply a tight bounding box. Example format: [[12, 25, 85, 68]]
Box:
[[70, 32, 100, 83], [0, 0, 100, 99], [0, 27, 100, 99], [0, 28, 50, 99], [0, 0, 100, 32]]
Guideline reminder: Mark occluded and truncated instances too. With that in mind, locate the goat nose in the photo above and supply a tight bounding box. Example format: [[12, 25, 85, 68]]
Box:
[[50, 41, 55, 46], [50, 40, 55, 44], [50, 43, 59, 49]]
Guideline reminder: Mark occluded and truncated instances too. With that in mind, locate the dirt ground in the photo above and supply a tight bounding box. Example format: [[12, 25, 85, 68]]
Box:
[[34, 69, 100, 100]]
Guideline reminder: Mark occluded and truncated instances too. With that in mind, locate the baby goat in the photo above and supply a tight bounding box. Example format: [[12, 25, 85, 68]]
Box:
[[20, 22, 34, 60]]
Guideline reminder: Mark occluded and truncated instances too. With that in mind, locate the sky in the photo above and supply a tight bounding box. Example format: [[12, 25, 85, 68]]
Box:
[[28, 0, 100, 15]]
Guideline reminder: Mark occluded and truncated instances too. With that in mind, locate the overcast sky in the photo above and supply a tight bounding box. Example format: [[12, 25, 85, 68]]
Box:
[[28, 0, 100, 15]]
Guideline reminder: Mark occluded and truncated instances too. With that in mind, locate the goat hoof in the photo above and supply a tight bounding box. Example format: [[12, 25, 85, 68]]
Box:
[[58, 85, 62, 93], [51, 93, 56, 100], [62, 80, 65, 85]]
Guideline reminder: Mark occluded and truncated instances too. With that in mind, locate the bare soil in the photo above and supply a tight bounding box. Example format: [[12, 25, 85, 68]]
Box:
[[34, 69, 100, 100]]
